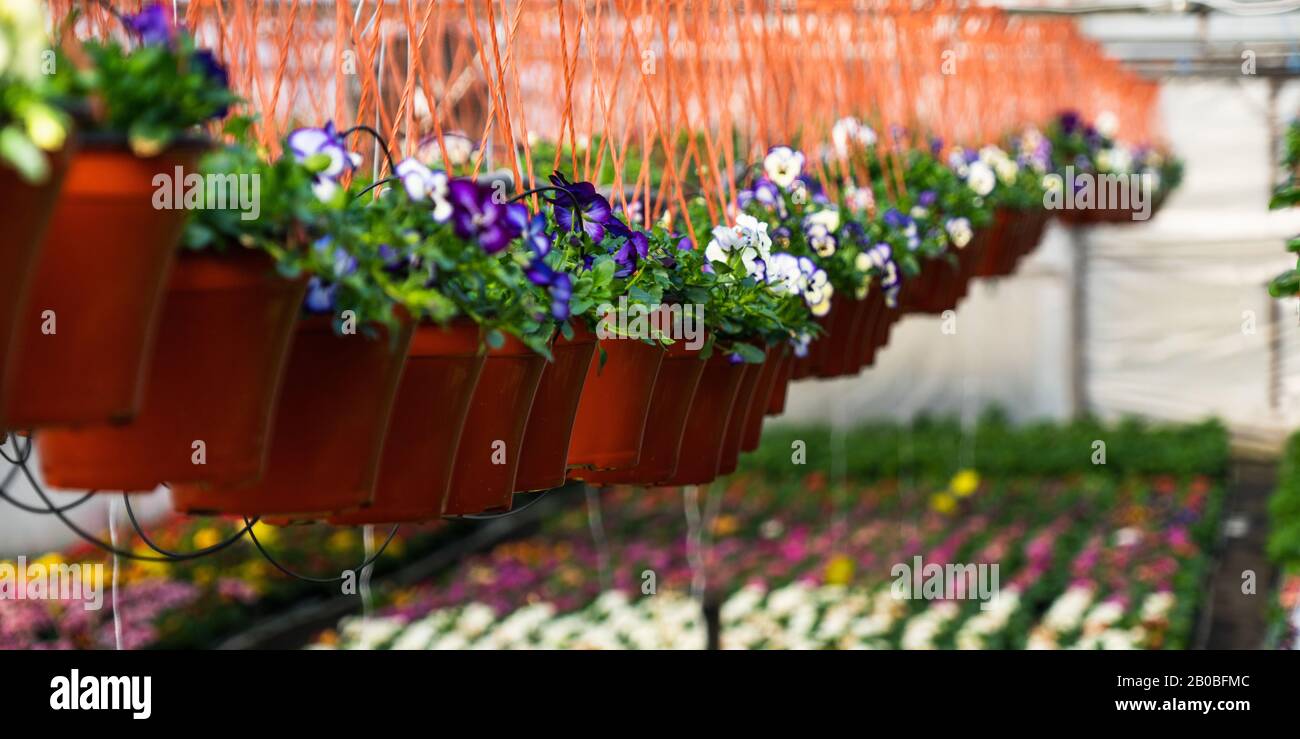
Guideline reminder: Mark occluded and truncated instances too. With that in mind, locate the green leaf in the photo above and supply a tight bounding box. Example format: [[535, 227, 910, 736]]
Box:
[[0, 126, 48, 183], [486, 329, 505, 349]]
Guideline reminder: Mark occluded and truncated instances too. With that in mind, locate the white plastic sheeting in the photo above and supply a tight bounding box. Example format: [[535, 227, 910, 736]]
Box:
[[783, 78, 1300, 453]]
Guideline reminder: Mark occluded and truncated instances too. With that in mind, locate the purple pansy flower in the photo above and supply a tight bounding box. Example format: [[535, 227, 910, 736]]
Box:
[[547, 172, 612, 243], [448, 179, 526, 254], [883, 208, 908, 229], [1059, 110, 1081, 134], [191, 50, 230, 118], [606, 218, 648, 277], [918, 190, 937, 208], [507, 208, 552, 257], [127, 3, 175, 46]]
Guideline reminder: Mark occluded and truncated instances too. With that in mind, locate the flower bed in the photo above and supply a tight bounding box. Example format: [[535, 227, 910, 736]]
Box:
[[316, 418, 1225, 650], [0, 518, 449, 649]]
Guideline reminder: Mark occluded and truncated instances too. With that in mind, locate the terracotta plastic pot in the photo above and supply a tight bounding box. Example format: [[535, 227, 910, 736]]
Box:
[[5, 140, 207, 429], [802, 299, 844, 376], [442, 334, 547, 516], [513, 323, 598, 492], [716, 361, 764, 476], [975, 208, 1017, 278], [741, 345, 786, 452], [849, 287, 887, 373], [171, 315, 414, 518], [862, 304, 900, 368], [36, 250, 306, 492], [656, 355, 746, 487], [579, 337, 706, 487], [765, 350, 795, 416], [0, 147, 72, 431], [330, 321, 486, 525], [565, 338, 665, 472], [901, 252, 964, 316], [816, 297, 868, 378]]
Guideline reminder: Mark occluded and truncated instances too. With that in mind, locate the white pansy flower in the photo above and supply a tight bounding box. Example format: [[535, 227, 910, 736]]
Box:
[[966, 160, 996, 196], [706, 213, 772, 278], [763, 145, 805, 189], [831, 116, 877, 157], [945, 217, 973, 249], [1096, 110, 1119, 138], [844, 183, 875, 213], [394, 158, 453, 221]]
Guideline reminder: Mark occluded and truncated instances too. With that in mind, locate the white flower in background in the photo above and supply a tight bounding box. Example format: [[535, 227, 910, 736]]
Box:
[[1081, 600, 1125, 636], [1096, 145, 1133, 174], [766, 582, 813, 618], [339, 617, 405, 650], [1140, 592, 1175, 624], [1026, 626, 1059, 650], [955, 589, 1022, 649], [805, 207, 840, 233], [763, 145, 805, 189], [945, 217, 973, 249], [456, 602, 496, 638], [947, 148, 970, 177], [965, 160, 996, 196], [994, 157, 1019, 185], [1043, 173, 1063, 193], [803, 209, 840, 257], [706, 214, 772, 278], [1041, 585, 1094, 633], [910, 206, 929, 220], [900, 602, 959, 650], [1113, 527, 1141, 548], [831, 116, 877, 157], [0, 0, 49, 82], [394, 158, 453, 221], [1096, 110, 1119, 138], [844, 183, 875, 213], [722, 584, 768, 624], [790, 331, 813, 358], [420, 131, 477, 168]]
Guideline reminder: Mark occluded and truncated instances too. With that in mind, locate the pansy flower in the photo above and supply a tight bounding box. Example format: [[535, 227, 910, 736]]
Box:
[[547, 172, 613, 243], [705, 213, 772, 278], [763, 146, 805, 190], [831, 116, 877, 157], [394, 159, 453, 222], [965, 160, 996, 197], [945, 217, 973, 249], [447, 179, 526, 254], [126, 3, 175, 46], [737, 177, 786, 217], [606, 218, 649, 277], [507, 208, 553, 257], [802, 209, 840, 258], [288, 122, 361, 201], [191, 51, 230, 118], [302, 237, 357, 315]]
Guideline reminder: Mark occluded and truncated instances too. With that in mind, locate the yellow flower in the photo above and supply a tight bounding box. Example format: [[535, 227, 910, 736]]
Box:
[[25, 104, 67, 151], [251, 521, 278, 545], [33, 552, 64, 569], [824, 554, 855, 585], [930, 492, 957, 515], [711, 514, 739, 537], [949, 469, 980, 498], [192, 528, 222, 550], [327, 530, 354, 554]]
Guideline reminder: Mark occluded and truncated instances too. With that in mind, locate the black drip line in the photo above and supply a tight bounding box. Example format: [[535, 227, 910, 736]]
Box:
[[0, 430, 399, 579]]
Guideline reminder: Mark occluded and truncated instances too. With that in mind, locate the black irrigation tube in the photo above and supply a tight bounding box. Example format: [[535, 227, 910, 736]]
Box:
[[340, 124, 398, 175], [243, 516, 400, 584], [459, 489, 552, 520], [122, 493, 255, 561]]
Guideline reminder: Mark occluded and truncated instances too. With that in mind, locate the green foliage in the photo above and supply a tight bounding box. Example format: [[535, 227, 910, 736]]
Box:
[[50, 32, 235, 155], [740, 411, 1229, 483], [1268, 432, 1300, 567]]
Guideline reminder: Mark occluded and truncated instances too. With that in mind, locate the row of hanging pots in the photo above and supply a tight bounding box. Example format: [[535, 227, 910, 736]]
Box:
[[1, 138, 207, 432], [784, 205, 1053, 385]]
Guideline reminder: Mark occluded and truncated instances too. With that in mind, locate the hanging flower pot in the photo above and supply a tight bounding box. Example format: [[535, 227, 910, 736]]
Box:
[[861, 303, 900, 369], [847, 287, 887, 374], [741, 345, 786, 452], [816, 297, 867, 378], [171, 314, 414, 518], [36, 249, 306, 492], [0, 147, 72, 431], [657, 354, 746, 487], [442, 333, 548, 516], [802, 297, 844, 376], [565, 337, 666, 473], [5, 139, 207, 429], [579, 336, 706, 487], [975, 208, 1016, 278], [513, 323, 599, 493], [330, 320, 486, 525], [716, 360, 765, 476], [765, 349, 795, 417]]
